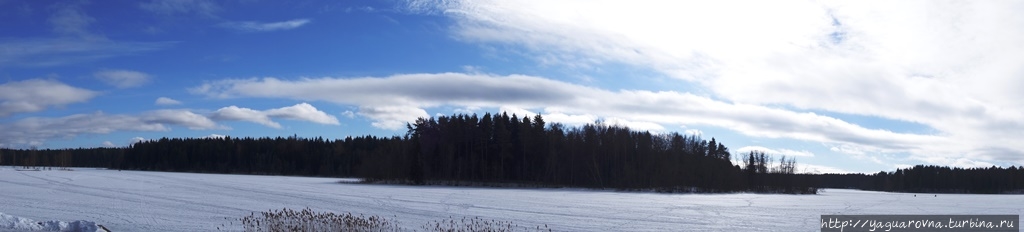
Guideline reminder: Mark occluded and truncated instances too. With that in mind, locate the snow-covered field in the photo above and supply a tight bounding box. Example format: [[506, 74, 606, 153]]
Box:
[[1, 167, 1021, 231]]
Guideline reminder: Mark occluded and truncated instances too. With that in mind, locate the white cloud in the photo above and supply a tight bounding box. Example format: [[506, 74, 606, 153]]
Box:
[[144, 109, 221, 130], [48, 1, 98, 40], [498, 106, 537, 118], [203, 134, 226, 139], [0, 110, 221, 147], [130, 137, 148, 144], [737, 146, 815, 158], [0, 102, 335, 147], [601, 117, 665, 132], [0, 79, 98, 117], [265, 103, 340, 125], [220, 19, 311, 32], [211, 103, 339, 129], [212, 106, 279, 128], [542, 112, 597, 126], [155, 97, 183, 105], [101, 141, 116, 147], [397, 1, 1024, 168], [797, 163, 851, 174], [95, 69, 151, 88], [341, 110, 356, 118], [453, 106, 481, 114], [2, 2, 169, 68], [191, 73, 964, 165], [0, 39, 173, 67], [356, 106, 429, 130]]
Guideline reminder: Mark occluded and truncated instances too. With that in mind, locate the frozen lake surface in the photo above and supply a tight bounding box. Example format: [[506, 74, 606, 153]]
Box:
[[1, 167, 1021, 231]]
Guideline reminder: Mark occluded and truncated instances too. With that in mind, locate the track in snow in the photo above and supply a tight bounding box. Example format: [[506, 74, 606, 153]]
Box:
[[1, 168, 1021, 231]]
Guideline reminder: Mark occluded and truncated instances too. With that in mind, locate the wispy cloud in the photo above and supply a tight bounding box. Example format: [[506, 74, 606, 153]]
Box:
[[0, 79, 98, 117], [219, 19, 311, 32], [48, 1, 99, 40], [0, 2, 171, 67], [139, 0, 219, 17], [0, 38, 173, 67], [155, 97, 183, 106], [95, 69, 151, 88]]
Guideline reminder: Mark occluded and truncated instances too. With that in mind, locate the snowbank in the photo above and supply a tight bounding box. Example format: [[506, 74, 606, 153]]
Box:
[[0, 212, 99, 232]]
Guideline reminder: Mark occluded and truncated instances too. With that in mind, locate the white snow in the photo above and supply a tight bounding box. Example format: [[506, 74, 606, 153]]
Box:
[[0, 212, 98, 232], [1, 167, 1022, 231]]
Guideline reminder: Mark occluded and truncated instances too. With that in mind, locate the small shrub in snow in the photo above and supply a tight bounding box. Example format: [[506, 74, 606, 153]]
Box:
[[422, 216, 551, 232], [237, 208, 552, 232], [239, 208, 400, 232]]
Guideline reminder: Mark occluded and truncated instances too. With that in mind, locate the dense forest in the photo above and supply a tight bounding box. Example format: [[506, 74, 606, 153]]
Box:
[[3, 113, 1021, 194], [819, 165, 1024, 194], [0, 113, 814, 193]]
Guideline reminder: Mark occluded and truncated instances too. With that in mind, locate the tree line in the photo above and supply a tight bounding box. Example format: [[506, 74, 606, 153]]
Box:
[[397, 113, 814, 193], [818, 165, 1024, 194], [1, 113, 819, 193]]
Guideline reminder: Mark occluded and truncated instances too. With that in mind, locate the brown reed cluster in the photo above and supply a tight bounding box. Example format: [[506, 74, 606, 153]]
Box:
[[236, 208, 553, 232], [421, 216, 551, 232], [239, 208, 400, 232]]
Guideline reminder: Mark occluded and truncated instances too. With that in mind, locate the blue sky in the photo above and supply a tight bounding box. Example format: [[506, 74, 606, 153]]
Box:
[[2, 0, 1023, 174]]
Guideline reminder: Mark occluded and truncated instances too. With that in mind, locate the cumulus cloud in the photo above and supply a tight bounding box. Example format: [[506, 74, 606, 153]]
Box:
[[101, 141, 116, 147], [155, 97, 182, 105], [220, 19, 311, 32], [0, 79, 98, 117], [95, 69, 151, 88], [211, 103, 340, 129]]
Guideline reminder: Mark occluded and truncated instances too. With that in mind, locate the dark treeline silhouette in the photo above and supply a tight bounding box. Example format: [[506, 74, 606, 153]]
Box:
[[818, 165, 1024, 194], [398, 113, 814, 193], [0, 113, 817, 193], [0, 147, 121, 169]]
